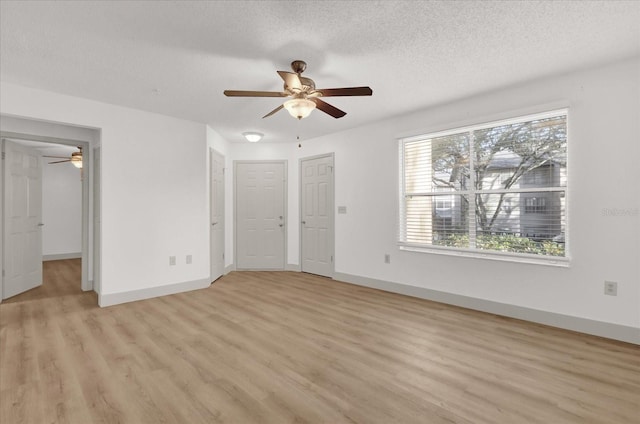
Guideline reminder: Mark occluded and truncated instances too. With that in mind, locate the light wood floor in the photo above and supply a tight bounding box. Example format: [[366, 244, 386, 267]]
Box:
[[1, 260, 639, 423]]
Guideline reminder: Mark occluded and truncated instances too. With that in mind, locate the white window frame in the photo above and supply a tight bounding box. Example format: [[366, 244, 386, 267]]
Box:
[[398, 109, 570, 267]]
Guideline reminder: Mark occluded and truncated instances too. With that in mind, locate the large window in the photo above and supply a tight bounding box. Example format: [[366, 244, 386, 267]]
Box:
[[399, 110, 567, 262]]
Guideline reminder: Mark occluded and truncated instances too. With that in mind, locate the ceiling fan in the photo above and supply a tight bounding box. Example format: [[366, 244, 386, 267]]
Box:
[[224, 60, 373, 120], [44, 147, 83, 168]]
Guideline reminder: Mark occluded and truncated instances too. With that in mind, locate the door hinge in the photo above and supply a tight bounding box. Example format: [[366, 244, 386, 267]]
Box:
[[331, 255, 334, 263], [2, 269, 4, 277], [222, 253, 225, 260], [1, 152, 5, 160]]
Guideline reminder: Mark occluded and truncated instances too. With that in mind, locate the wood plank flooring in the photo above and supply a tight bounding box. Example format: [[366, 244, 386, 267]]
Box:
[[1, 259, 639, 423]]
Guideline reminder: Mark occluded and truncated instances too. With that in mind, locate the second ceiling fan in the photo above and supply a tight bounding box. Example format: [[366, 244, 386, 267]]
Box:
[[44, 146, 83, 168], [224, 60, 373, 120]]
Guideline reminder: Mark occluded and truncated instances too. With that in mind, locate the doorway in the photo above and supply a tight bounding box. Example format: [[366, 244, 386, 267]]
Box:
[[1, 132, 93, 301], [235, 161, 287, 270], [300, 154, 335, 278]]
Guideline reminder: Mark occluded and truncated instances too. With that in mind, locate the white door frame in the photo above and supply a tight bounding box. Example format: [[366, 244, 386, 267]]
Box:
[[209, 148, 225, 281], [93, 146, 101, 294], [0, 131, 93, 300], [299, 153, 335, 277], [233, 160, 288, 270]]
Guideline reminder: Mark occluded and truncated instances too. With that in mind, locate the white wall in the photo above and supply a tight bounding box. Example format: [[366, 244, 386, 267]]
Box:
[[1, 82, 210, 303], [42, 162, 82, 257], [288, 58, 640, 332]]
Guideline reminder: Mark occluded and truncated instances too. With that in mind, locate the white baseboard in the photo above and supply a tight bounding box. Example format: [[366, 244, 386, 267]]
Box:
[[98, 278, 211, 307], [333, 272, 640, 345], [223, 263, 300, 272], [43, 252, 82, 261]]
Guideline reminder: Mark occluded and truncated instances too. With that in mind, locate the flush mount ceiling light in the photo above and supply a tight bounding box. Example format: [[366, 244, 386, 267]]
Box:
[[242, 132, 263, 142]]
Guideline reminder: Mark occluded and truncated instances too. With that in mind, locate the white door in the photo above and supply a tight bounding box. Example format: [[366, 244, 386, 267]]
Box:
[[2, 140, 44, 299], [300, 155, 334, 277], [235, 162, 286, 270], [210, 149, 225, 281]]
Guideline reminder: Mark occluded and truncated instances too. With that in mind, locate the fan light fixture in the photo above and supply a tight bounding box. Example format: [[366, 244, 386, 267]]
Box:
[[283, 98, 316, 120], [242, 132, 263, 143], [224, 60, 372, 120], [70, 152, 83, 168]]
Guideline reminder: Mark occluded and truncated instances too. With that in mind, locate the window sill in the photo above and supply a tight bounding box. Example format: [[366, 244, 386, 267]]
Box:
[[398, 244, 570, 268]]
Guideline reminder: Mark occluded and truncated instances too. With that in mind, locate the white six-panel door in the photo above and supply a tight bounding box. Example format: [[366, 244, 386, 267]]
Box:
[[210, 149, 225, 281], [235, 161, 286, 270], [2, 140, 44, 299], [300, 154, 334, 277]]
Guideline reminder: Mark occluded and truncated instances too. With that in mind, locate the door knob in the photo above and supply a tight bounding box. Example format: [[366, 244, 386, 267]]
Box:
[[301, 221, 306, 224], [212, 222, 218, 226], [37, 223, 45, 227], [279, 223, 284, 227]]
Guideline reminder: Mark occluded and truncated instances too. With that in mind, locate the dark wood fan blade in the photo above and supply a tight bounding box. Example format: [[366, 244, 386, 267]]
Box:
[[262, 104, 284, 119], [43, 155, 71, 159], [48, 159, 71, 164], [277, 71, 302, 91], [224, 90, 287, 97], [317, 87, 373, 97], [311, 98, 347, 119]]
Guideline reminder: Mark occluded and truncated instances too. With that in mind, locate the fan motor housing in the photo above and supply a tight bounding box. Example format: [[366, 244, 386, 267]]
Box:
[[283, 76, 315, 94], [291, 60, 307, 74], [300, 76, 315, 91]]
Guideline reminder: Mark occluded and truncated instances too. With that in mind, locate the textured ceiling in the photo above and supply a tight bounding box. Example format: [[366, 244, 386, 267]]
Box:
[[1, 1, 639, 143]]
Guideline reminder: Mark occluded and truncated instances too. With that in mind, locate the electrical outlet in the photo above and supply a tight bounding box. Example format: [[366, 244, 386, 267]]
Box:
[[604, 281, 617, 296], [186, 254, 192, 265], [169, 256, 176, 266], [384, 254, 391, 264]]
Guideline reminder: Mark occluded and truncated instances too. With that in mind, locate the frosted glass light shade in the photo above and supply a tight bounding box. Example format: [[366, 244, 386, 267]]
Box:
[[283, 98, 316, 119], [71, 153, 83, 168], [242, 132, 263, 142]]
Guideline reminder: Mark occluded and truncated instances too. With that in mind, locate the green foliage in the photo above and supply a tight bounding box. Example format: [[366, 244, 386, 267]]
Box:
[[434, 234, 565, 257]]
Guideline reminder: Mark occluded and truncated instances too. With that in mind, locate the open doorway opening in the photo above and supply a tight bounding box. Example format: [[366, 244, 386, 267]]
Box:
[[1, 115, 99, 302]]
